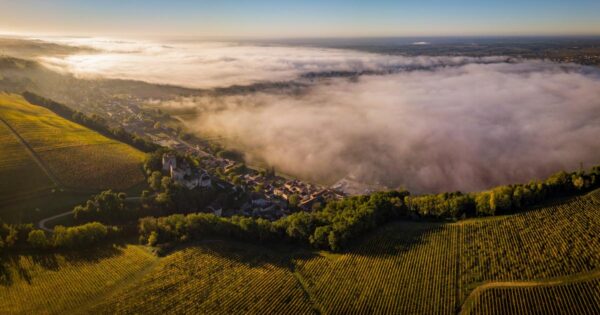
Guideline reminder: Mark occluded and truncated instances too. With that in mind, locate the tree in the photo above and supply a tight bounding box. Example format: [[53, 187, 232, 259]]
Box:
[[161, 176, 172, 191], [27, 230, 49, 249], [148, 171, 163, 192], [310, 225, 331, 248], [288, 194, 300, 209], [490, 186, 513, 214], [475, 192, 493, 216]]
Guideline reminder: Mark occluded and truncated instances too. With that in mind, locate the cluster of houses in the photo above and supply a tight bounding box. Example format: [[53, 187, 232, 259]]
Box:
[[239, 173, 345, 214], [162, 153, 211, 190]]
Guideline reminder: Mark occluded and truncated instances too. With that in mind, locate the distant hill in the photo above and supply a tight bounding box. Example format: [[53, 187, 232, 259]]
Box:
[[0, 93, 146, 205]]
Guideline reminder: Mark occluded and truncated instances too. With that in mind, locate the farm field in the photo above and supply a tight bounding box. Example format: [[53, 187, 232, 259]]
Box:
[[293, 190, 600, 314], [0, 93, 146, 199], [0, 245, 157, 315], [0, 119, 54, 203], [90, 241, 316, 314], [463, 275, 600, 315], [1, 190, 598, 314]]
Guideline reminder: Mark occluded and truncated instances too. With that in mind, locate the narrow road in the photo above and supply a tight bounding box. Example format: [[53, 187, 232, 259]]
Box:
[[460, 269, 600, 314], [37, 195, 151, 232], [38, 211, 72, 232], [0, 116, 62, 187]]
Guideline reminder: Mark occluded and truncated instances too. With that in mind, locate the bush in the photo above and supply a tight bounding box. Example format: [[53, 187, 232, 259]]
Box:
[[27, 230, 49, 249], [53, 222, 111, 249]]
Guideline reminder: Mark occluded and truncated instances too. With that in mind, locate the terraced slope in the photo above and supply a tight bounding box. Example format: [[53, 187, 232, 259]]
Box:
[[0, 93, 146, 194], [0, 245, 157, 315]]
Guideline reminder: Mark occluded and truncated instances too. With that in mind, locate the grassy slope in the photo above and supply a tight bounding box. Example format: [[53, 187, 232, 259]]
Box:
[[0, 245, 157, 315], [0, 93, 146, 191], [0, 93, 147, 221]]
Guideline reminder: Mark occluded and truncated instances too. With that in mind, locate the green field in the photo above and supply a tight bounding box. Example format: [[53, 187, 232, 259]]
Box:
[[0, 245, 157, 315], [0, 93, 146, 215], [1, 190, 598, 314]]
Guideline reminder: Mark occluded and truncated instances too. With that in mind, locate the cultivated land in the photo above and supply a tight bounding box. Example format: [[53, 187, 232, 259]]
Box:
[[2, 189, 598, 314], [91, 242, 316, 314], [0, 245, 157, 315], [0, 93, 146, 215], [0, 119, 54, 203], [462, 273, 600, 315]]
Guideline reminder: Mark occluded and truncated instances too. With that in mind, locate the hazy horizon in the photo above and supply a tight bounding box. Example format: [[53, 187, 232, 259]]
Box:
[[2, 1, 600, 38]]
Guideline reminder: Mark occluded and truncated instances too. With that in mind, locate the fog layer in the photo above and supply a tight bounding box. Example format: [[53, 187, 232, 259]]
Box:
[[30, 38, 600, 192], [167, 61, 600, 192]]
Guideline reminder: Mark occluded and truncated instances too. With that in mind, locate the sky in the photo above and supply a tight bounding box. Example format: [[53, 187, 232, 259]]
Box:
[[1, 0, 600, 38]]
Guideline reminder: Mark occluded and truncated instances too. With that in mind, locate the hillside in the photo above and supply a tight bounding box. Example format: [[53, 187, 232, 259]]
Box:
[[0, 245, 157, 315], [2, 189, 596, 314], [0, 93, 146, 204], [462, 272, 600, 315]]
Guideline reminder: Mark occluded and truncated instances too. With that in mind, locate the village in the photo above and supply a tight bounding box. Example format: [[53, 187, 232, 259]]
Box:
[[87, 92, 348, 220], [160, 150, 345, 220]]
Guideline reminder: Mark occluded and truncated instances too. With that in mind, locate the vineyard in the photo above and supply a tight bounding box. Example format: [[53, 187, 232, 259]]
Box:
[[296, 222, 460, 314], [90, 241, 316, 314], [0, 245, 157, 315], [0, 119, 54, 203], [462, 276, 600, 314], [292, 190, 600, 314], [459, 195, 600, 300], [1, 189, 598, 314], [0, 93, 146, 194]]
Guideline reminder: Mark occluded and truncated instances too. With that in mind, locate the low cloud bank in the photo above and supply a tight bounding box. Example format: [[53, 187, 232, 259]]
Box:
[[166, 61, 600, 192], [30, 38, 600, 192], [36, 38, 505, 89]]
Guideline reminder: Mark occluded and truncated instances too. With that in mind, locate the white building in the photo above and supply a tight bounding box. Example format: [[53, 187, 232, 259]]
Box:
[[162, 153, 177, 172]]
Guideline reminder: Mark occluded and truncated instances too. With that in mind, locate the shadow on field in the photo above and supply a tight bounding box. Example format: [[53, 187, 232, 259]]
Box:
[[0, 244, 127, 287], [171, 239, 318, 271], [339, 220, 448, 258]]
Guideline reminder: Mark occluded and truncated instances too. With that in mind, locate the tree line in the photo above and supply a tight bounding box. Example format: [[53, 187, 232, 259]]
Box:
[[0, 221, 118, 253], [138, 165, 600, 252], [22, 91, 160, 152]]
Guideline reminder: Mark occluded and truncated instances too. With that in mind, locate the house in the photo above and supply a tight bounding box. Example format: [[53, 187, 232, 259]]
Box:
[[162, 153, 177, 172], [200, 172, 211, 188], [170, 165, 185, 181]]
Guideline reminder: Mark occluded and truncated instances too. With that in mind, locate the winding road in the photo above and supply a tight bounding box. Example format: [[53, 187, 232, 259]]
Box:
[[37, 195, 146, 232], [459, 269, 600, 314]]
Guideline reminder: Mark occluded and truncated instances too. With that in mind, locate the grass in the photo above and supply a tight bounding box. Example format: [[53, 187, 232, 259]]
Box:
[[0, 92, 146, 208], [0, 245, 157, 315], [0, 190, 92, 224]]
